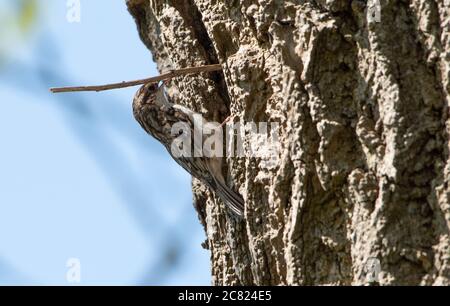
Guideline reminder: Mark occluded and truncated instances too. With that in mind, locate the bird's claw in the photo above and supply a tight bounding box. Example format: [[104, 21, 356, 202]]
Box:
[[220, 115, 235, 127]]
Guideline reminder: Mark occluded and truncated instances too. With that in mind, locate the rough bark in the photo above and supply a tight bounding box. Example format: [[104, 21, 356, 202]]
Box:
[[126, 0, 450, 285]]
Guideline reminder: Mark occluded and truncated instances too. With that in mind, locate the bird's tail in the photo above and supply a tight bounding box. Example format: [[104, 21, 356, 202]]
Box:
[[214, 180, 245, 218]]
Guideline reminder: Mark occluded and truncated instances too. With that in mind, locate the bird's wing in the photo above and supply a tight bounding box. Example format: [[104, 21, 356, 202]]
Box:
[[167, 104, 245, 217], [166, 147, 216, 190], [172, 104, 206, 158], [167, 148, 244, 218]]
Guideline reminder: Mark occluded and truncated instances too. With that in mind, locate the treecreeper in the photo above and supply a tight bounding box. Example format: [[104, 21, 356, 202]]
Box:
[[132, 82, 245, 217]]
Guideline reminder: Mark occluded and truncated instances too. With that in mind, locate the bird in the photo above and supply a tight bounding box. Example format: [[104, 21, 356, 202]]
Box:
[[132, 81, 245, 217]]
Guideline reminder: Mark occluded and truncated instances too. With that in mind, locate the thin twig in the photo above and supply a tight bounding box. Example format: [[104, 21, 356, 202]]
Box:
[[49, 64, 222, 93]]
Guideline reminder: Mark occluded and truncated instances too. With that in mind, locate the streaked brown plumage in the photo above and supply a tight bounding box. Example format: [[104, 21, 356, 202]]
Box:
[[132, 82, 245, 217]]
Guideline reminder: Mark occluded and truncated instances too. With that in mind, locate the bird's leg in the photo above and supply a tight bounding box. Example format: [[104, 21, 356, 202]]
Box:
[[162, 78, 172, 87], [220, 114, 235, 127]]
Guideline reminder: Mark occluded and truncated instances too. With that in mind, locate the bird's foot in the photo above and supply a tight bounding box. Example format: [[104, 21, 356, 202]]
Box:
[[220, 115, 235, 127]]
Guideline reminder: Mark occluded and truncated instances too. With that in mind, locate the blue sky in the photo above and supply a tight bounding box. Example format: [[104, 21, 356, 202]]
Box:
[[0, 0, 210, 285]]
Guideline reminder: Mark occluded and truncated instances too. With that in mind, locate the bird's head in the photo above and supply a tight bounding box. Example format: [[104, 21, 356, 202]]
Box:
[[132, 82, 178, 143], [132, 82, 159, 111]]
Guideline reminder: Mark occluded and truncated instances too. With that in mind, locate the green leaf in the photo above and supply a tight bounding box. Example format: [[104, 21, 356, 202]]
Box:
[[18, 0, 38, 32]]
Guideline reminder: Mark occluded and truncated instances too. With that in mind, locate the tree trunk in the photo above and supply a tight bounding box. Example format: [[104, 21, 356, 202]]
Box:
[[126, 0, 450, 285]]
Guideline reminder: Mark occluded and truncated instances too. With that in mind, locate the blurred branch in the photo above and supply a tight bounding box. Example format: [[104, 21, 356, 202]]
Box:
[[1, 29, 207, 285], [5, 57, 202, 285]]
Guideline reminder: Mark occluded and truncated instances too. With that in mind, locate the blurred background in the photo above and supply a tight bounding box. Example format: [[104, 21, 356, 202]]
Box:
[[0, 0, 210, 285]]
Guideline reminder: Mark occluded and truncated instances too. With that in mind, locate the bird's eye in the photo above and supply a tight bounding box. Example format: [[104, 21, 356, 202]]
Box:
[[148, 83, 158, 92], [167, 107, 175, 116], [141, 84, 157, 101]]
